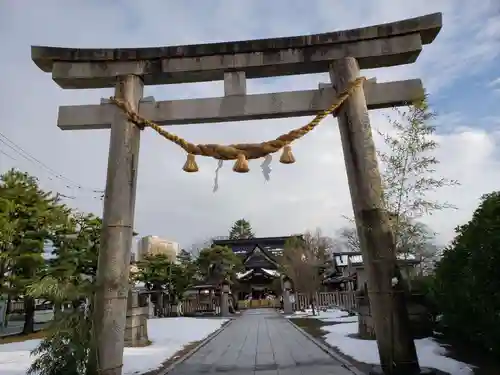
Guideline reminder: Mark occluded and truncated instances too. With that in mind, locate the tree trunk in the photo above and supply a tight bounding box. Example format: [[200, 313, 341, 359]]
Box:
[[309, 293, 316, 316], [157, 291, 163, 317], [54, 301, 63, 321], [23, 296, 35, 334], [3, 294, 12, 327]]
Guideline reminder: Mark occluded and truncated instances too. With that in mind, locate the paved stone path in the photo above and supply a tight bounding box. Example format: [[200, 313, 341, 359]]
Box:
[[169, 308, 357, 375]]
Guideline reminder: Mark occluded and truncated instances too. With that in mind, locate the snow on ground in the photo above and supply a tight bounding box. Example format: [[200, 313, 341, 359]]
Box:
[[287, 308, 352, 320], [296, 308, 475, 375], [0, 317, 228, 375]]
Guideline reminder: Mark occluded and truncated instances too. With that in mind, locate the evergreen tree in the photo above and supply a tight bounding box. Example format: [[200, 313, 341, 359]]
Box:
[[134, 254, 173, 317], [0, 169, 68, 333], [229, 219, 255, 240], [196, 245, 243, 285], [433, 191, 500, 355], [26, 212, 102, 375]]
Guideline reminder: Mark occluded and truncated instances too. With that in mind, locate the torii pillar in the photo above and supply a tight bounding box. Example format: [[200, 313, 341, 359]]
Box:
[[91, 75, 143, 374], [330, 57, 424, 375]]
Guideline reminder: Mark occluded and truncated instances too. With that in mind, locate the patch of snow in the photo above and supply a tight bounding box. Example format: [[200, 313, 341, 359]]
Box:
[[286, 308, 349, 319], [315, 309, 350, 321], [321, 310, 474, 375], [0, 317, 228, 375], [0, 339, 40, 375], [287, 308, 353, 320], [262, 268, 280, 277], [236, 269, 253, 279]]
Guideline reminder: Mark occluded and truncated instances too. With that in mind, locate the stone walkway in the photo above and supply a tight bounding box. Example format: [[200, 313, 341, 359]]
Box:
[[168, 308, 358, 375]]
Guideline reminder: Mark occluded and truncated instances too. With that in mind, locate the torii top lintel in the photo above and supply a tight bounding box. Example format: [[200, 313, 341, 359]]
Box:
[[31, 12, 441, 89]]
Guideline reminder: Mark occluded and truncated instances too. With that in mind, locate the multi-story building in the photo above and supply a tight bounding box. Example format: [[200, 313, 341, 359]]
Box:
[[137, 235, 180, 263]]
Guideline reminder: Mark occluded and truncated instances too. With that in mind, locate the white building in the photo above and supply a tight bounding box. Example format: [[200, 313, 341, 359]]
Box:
[[137, 236, 180, 263]]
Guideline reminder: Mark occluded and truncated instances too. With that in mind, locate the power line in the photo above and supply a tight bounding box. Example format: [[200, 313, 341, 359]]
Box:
[[0, 149, 15, 161], [0, 131, 104, 194], [0, 145, 104, 202]]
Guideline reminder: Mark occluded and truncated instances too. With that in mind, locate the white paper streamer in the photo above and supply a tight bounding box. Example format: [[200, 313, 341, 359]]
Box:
[[260, 154, 272, 181], [212, 160, 224, 192]]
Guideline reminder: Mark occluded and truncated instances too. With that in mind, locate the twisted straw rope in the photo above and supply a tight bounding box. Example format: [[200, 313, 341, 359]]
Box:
[[110, 77, 365, 161]]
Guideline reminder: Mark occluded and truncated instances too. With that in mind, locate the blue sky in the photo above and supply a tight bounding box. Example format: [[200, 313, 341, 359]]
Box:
[[431, 68, 500, 132], [0, 0, 499, 250]]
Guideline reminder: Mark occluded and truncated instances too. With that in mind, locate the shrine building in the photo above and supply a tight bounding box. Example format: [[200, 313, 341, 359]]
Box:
[[211, 235, 301, 300]]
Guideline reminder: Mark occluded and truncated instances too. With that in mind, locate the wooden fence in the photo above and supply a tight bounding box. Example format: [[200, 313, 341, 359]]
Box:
[[237, 298, 279, 309], [7, 291, 357, 317], [293, 291, 357, 312], [160, 296, 222, 316]]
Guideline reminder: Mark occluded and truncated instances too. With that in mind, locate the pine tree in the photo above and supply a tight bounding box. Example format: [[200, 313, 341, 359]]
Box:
[[26, 212, 102, 375], [196, 245, 243, 284], [134, 254, 173, 317], [229, 219, 255, 240], [0, 169, 68, 333]]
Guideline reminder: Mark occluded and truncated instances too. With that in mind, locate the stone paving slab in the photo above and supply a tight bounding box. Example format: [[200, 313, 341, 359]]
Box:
[[167, 308, 357, 375]]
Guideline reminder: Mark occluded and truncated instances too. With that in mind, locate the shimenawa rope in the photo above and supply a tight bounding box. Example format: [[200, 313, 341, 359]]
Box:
[[110, 76, 365, 173]]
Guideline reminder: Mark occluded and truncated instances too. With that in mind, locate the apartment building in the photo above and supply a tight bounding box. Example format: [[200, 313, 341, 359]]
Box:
[[137, 235, 180, 263]]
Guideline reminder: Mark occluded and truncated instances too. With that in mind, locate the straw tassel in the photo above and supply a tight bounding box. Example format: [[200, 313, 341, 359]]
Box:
[[279, 145, 295, 164], [182, 153, 199, 172], [233, 153, 250, 173]]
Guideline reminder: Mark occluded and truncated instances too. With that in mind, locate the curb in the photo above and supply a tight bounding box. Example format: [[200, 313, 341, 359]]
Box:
[[157, 317, 235, 375], [0, 328, 45, 339], [286, 317, 366, 375]]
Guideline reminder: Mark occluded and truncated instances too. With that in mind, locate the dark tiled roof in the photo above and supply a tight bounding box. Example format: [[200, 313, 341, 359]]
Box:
[[213, 235, 301, 248]]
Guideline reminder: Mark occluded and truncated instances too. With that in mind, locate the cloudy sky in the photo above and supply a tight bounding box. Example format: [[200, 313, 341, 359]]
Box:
[[0, 1, 499, 251]]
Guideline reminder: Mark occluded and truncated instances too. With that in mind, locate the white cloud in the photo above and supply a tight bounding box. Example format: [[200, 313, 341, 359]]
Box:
[[0, 0, 499, 248], [489, 78, 500, 87]]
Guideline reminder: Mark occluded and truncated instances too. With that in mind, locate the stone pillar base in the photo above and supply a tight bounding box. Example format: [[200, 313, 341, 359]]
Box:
[[220, 292, 230, 317], [283, 290, 293, 315]]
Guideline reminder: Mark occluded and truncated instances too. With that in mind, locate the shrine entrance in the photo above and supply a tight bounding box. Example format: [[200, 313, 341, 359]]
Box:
[[32, 12, 442, 375], [251, 286, 266, 300], [235, 246, 281, 309]]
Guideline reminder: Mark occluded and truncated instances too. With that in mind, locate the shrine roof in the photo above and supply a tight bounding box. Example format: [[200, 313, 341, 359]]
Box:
[[212, 235, 301, 247]]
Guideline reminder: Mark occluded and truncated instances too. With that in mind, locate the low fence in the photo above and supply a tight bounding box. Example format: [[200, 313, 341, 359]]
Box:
[[7, 300, 54, 314], [160, 296, 222, 317], [293, 291, 357, 312], [237, 299, 279, 310], [6, 291, 357, 318]]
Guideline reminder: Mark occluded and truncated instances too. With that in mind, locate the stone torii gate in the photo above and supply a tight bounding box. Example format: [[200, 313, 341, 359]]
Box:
[[32, 12, 442, 375]]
